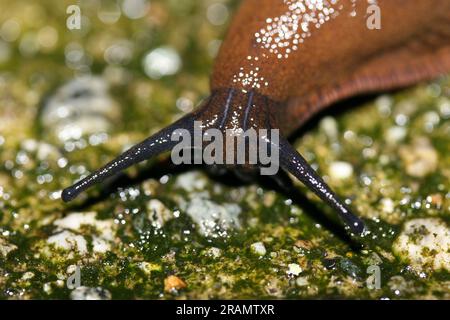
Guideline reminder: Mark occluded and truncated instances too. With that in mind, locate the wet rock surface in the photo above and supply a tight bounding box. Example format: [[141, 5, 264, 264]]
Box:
[[393, 218, 449, 272]]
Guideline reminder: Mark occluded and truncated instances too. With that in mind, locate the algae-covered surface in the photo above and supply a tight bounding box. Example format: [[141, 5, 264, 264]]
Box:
[[0, 0, 449, 300]]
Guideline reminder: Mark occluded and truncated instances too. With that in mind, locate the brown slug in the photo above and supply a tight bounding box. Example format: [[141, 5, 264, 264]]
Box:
[[62, 0, 450, 235]]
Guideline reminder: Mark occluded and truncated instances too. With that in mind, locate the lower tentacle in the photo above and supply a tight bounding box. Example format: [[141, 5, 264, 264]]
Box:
[[278, 137, 365, 235]]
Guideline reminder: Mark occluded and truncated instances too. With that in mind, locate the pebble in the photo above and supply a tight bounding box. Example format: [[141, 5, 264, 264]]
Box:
[[328, 161, 354, 180], [55, 280, 65, 288], [43, 283, 52, 294], [52, 211, 116, 252], [296, 277, 309, 287], [70, 286, 112, 300], [339, 258, 361, 278], [387, 276, 408, 296], [122, 0, 150, 19], [294, 239, 313, 250], [67, 264, 77, 274], [376, 95, 393, 116], [319, 116, 338, 139], [47, 230, 88, 254], [175, 171, 208, 192], [164, 275, 186, 293], [53, 212, 114, 236], [92, 236, 111, 253], [426, 194, 443, 209], [21, 139, 61, 161], [287, 263, 302, 276], [184, 197, 241, 237], [0, 237, 17, 257], [438, 97, 450, 119], [393, 218, 449, 272], [21, 271, 35, 281], [205, 247, 222, 258], [143, 47, 181, 79], [263, 191, 276, 207], [250, 242, 267, 256], [385, 126, 406, 144], [147, 199, 173, 229], [138, 262, 162, 275], [40, 76, 121, 143], [380, 198, 395, 214], [399, 138, 438, 178]]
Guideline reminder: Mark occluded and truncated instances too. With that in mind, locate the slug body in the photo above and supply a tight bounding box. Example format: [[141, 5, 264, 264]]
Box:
[[212, 0, 450, 134], [62, 0, 450, 235]]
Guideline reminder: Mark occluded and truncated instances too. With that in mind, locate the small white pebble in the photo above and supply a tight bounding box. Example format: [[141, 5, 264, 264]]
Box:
[[250, 242, 267, 256], [43, 283, 52, 294], [399, 138, 438, 178], [206, 247, 222, 258], [287, 263, 302, 276], [385, 126, 406, 144], [47, 230, 88, 254], [381, 198, 395, 214], [70, 286, 112, 300], [296, 276, 309, 286], [21, 272, 35, 281], [67, 264, 77, 274], [320, 116, 338, 139], [329, 161, 353, 180], [393, 218, 449, 272], [92, 236, 111, 253]]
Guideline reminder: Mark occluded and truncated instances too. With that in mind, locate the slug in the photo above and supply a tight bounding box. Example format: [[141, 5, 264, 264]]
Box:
[[62, 0, 450, 235]]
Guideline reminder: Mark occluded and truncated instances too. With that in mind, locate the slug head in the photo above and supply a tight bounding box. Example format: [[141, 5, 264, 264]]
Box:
[[62, 88, 365, 235]]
